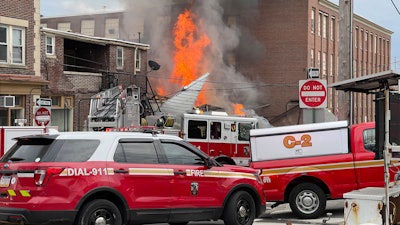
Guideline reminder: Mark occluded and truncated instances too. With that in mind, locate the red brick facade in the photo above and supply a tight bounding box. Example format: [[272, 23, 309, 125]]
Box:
[[39, 28, 149, 130], [237, 0, 391, 125], [0, 0, 49, 126]]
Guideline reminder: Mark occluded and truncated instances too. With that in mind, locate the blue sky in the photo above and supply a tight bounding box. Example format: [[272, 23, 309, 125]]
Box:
[[40, 0, 400, 70]]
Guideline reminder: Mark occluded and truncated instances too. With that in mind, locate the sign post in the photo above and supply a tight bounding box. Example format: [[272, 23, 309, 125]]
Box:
[[299, 79, 327, 108]]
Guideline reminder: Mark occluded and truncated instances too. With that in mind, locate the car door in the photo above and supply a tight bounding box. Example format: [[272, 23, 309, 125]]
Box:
[[159, 140, 221, 209], [108, 138, 172, 212]]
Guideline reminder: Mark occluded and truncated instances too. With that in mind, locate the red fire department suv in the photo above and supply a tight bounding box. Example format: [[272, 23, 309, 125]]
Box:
[[0, 131, 265, 225]]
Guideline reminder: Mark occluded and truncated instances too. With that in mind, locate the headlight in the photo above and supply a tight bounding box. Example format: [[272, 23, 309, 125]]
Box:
[[254, 172, 263, 184]]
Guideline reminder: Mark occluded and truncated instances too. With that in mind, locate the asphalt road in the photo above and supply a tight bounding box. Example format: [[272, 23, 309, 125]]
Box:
[[258, 200, 345, 225], [148, 200, 345, 225]]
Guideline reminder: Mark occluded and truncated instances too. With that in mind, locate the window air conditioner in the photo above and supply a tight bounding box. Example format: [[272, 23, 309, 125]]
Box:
[[0, 96, 15, 107]]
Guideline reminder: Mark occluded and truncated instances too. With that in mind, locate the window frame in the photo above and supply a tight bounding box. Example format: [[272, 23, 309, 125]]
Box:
[[81, 19, 95, 36], [116, 46, 124, 69], [46, 35, 55, 56], [0, 24, 25, 65], [135, 48, 141, 71]]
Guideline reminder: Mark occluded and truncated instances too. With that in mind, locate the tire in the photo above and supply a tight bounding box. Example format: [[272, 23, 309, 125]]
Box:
[[76, 199, 122, 225], [288, 183, 326, 219], [223, 191, 256, 225]]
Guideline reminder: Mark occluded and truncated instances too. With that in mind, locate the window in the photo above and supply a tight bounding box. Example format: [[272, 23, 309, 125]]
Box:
[[0, 25, 25, 64], [114, 141, 158, 164], [330, 17, 335, 41], [318, 13, 321, 36], [188, 120, 207, 139], [0, 26, 7, 63], [322, 14, 327, 38], [310, 49, 314, 67], [46, 35, 55, 55], [238, 123, 253, 141], [52, 140, 99, 162], [322, 52, 327, 76], [135, 49, 141, 71], [210, 122, 221, 139], [116, 47, 123, 69], [2, 138, 99, 163], [81, 20, 95, 36], [354, 27, 358, 48], [363, 128, 375, 152], [311, 8, 315, 34], [162, 142, 204, 165], [329, 54, 334, 76], [57, 22, 71, 31], [105, 18, 119, 39]]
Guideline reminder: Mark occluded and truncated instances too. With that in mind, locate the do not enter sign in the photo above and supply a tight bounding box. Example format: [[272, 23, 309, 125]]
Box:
[[34, 106, 51, 126], [299, 79, 327, 108]]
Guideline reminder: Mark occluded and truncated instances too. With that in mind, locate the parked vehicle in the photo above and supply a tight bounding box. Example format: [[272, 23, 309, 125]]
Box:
[[0, 130, 266, 225], [249, 120, 400, 219]]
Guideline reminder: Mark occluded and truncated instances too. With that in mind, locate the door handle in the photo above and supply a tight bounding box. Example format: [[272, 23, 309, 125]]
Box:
[[114, 169, 129, 174], [174, 170, 186, 175]]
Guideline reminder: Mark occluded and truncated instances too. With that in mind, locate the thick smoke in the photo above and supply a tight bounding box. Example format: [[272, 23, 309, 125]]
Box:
[[118, 0, 266, 115]]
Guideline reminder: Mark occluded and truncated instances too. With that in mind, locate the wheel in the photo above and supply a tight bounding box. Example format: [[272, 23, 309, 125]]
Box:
[[76, 199, 122, 225], [223, 191, 256, 225], [288, 183, 326, 219]]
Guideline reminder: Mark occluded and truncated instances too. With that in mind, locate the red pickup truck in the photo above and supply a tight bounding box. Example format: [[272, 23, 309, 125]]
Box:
[[249, 120, 400, 219]]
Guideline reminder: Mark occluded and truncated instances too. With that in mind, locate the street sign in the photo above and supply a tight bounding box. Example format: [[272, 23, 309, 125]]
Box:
[[299, 79, 327, 108], [307, 68, 320, 79], [34, 106, 51, 126], [36, 98, 52, 106]]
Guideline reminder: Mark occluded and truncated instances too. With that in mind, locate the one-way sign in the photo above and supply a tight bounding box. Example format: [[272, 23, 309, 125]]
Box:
[[36, 98, 52, 106]]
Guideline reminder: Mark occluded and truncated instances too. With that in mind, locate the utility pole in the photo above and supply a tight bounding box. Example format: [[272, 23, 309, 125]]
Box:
[[338, 0, 353, 123]]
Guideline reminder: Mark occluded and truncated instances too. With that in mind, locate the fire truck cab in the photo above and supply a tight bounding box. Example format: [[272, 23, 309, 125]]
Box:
[[181, 112, 258, 166]]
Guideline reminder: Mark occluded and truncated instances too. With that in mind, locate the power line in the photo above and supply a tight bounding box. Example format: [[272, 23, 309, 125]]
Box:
[[390, 0, 400, 15]]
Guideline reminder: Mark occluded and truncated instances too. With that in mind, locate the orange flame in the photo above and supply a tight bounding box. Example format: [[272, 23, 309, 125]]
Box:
[[170, 9, 210, 105], [233, 103, 245, 116]]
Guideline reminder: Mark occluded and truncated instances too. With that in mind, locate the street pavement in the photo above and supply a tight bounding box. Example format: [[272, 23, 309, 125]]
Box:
[[149, 200, 346, 225], [258, 200, 345, 225]]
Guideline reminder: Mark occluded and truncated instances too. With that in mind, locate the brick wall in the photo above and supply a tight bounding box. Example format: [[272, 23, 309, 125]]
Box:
[[0, 0, 37, 76]]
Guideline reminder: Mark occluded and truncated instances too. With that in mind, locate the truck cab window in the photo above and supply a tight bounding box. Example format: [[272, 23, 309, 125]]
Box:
[[238, 123, 252, 141], [188, 120, 206, 139], [210, 122, 221, 139], [363, 128, 375, 152]]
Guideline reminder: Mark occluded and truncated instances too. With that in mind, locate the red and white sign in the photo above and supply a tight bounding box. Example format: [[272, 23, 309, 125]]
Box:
[[34, 106, 51, 126], [299, 79, 327, 108]]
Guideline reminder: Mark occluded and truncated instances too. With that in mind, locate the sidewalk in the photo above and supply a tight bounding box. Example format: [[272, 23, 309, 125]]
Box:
[[259, 200, 345, 225]]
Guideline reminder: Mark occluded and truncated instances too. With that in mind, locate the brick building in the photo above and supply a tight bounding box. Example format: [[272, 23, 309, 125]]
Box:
[[40, 28, 149, 131], [0, 0, 48, 126], [0, 1, 149, 130], [235, 0, 391, 125]]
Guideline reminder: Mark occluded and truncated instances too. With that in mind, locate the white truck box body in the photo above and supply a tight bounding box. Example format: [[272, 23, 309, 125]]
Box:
[[250, 121, 349, 161], [0, 126, 51, 155]]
